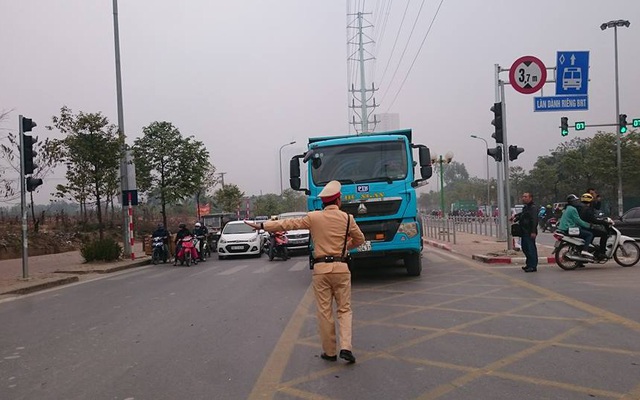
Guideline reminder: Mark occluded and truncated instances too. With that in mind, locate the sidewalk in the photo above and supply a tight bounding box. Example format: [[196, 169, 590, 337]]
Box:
[[0, 243, 149, 297], [423, 231, 556, 265]]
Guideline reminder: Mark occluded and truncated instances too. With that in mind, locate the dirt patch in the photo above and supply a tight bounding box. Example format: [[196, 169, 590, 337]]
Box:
[[0, 231, 83, 260]]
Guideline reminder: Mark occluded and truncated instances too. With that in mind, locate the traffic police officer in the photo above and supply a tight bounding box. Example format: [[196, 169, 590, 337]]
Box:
[[245, 180, 365, 363]]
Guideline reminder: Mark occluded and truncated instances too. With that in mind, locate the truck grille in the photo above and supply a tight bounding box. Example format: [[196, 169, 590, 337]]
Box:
[[342, 198, 402, 217]]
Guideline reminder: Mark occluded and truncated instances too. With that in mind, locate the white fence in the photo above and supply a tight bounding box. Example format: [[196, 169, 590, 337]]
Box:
[[422, 216, 500, 245]]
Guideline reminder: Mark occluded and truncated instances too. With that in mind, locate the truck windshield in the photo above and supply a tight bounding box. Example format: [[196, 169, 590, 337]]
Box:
[[311, 141, 407, 185]]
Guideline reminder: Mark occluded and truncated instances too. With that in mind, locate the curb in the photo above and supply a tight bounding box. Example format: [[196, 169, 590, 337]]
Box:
[[0, 275, 80, 295], [472, 255, 556, 265], [0, 258, 150, 296], [54, 259, 150, 275], [423, 239, 452, 252]]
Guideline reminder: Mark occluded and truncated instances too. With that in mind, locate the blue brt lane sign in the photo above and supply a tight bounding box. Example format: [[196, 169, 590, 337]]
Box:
[[556, 51, 589, 96], [534, 95, 588, 112]]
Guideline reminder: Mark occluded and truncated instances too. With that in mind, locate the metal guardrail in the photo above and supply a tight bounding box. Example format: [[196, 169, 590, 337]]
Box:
[[422, 216, 500, 244]]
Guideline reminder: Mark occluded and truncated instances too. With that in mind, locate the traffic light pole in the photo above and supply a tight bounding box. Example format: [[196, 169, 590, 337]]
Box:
[[18, 116, 29, 279], [494, 64, 507, 242], [500, 81, 513, 250]]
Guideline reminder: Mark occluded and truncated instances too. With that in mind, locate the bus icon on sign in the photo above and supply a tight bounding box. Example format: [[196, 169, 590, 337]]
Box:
[[562, 67, 583, 91]]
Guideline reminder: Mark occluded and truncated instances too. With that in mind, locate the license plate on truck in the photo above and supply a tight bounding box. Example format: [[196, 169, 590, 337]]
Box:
[[356, 241, 371, 252]]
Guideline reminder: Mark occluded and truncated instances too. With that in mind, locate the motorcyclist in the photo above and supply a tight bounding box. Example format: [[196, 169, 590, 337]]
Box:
[[193, 222, 208, 261], [152, 223, 170, 259], [578, 193, 610, 258], [557, 194, 595, 258], [174, 223, 192, 264]]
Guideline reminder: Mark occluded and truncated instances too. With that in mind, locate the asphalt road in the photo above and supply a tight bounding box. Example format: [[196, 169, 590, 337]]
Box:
[[1, 249, 640, 400]]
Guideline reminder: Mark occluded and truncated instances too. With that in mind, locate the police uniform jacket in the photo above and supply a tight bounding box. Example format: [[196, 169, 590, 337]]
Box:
[[263, 205, 365, 274]]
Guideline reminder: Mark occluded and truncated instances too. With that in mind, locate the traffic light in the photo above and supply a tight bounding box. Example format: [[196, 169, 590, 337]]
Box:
[[491, 102, 503, 143], [487, 145, 502, 162], [619, 114, 628, 134], [21, 117, 36, 133], [560, 117, 569, 136], [26, 176, 43, 192], [508, 145, 525, 161], [633, 118, 640, 128], [22, 134, 37, 175], [575, 121, 586, 131]]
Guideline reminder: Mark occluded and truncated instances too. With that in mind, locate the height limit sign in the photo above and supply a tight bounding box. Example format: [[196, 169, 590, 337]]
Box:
[[509, 55, 547, 95]]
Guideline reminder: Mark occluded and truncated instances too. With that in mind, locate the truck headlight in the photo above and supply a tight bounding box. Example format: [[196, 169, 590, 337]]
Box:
[[398, 222, 418, 238]]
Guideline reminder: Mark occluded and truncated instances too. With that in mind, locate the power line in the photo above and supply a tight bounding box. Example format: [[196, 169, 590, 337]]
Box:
[[385, 0, 446, 112], [378, 0, 428, 105], [377, 0, 412, 88]]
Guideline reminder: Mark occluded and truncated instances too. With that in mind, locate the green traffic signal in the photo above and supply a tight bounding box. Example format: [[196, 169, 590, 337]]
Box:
[[575, 121, 586, 131], [633, 118, 640, 128], [619, 114, 628, 134], [560, 116, 569, 136]]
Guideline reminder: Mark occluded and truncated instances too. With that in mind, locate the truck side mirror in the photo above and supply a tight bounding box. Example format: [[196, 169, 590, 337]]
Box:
[[289, 157, 301, 190], [418, 146, 432, 179]]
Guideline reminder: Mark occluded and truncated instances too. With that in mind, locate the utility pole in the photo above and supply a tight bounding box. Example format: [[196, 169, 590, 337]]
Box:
[[112, 0, 131, 258], [347, 11, 378, 134], [218, 172, 226, 187]]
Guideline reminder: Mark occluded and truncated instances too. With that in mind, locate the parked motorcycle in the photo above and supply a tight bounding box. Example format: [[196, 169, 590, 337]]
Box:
[[553, 221, 640, 270], [266, 231, 289, 261], [152, 236, 168, 265], [175, 235, 199, 267]]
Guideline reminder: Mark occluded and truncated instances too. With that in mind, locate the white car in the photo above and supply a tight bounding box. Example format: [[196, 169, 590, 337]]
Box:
[[217, 220, 264, 259], [278, 211, 310, 253]]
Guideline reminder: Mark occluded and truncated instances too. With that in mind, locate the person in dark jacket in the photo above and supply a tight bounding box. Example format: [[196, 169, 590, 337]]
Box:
[[586, 187, 602, 211], [514, 192, 539, 273], [579, 193, 609, 258], [174, 223, 192, 264], [152, 223, 170, 259]]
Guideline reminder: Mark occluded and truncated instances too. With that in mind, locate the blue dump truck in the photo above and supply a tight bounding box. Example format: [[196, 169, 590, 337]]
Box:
[[289, 129, 433, 276]]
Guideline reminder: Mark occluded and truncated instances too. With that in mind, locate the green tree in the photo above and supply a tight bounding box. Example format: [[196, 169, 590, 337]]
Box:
[[252, 193, 281, 217], [131, 121, 211, 227], [214, 184, 244, 213], [281, 189, 307, 212], [47, 106, 121, 238]]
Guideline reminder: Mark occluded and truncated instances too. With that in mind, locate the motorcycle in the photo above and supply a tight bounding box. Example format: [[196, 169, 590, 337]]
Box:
[[266, 231, 289, 261], [175, 235, 199, 267], [152, 236, 168, 265], [553, 221, 640, 270], [194, 235, 209, 261], [541, 217, 557, 233]]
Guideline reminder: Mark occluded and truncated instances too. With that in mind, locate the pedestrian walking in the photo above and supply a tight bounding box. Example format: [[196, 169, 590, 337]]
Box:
[[245, 180, 365, 363], [514, 192, 539, 272]]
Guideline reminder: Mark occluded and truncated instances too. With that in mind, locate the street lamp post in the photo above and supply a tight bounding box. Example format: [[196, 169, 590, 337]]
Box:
[[470, 135, 490, 210], [279, 141, 296, 195], [432, 152, 453, 216], [601, 19, 630, 216]]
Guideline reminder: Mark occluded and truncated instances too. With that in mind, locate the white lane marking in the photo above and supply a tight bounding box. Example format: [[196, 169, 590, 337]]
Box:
[[253, 264, 277, 273], [217, 265, 249, 276], [288, 261, 308, 271]]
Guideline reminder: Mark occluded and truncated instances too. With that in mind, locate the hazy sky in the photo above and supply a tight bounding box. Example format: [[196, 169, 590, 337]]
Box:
[[2, 0, 639, 205]]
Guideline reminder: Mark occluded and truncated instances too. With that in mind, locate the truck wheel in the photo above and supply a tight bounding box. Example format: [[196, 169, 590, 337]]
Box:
[[405, 253, 422, 276]]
